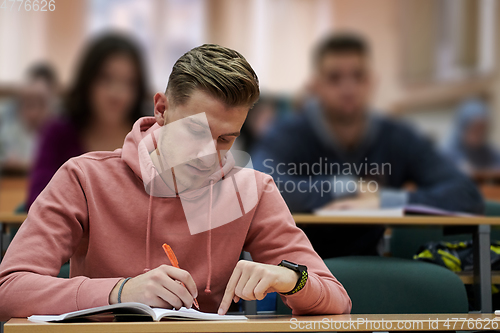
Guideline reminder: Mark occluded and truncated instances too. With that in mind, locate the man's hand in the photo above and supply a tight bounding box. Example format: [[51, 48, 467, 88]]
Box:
[[218, 260, 299, 315], [322, 190, 380, 210], [109, 265, 198, 309]]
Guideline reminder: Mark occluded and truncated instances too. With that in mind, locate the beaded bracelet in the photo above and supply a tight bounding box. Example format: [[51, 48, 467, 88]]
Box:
[[118, 277, 132, 304]]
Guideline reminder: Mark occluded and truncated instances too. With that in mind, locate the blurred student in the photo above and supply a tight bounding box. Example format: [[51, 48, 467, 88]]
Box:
[[27, 33, 148, 209], [235, 95, 277, 152], [0, 44, 351, 320], [0, 63, 58, 173], [252, 33, 484, 258], [443, 98, 500, 173]]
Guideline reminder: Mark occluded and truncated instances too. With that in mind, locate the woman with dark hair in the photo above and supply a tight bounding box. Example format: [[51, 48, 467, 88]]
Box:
[[27, 33, 148, 209]]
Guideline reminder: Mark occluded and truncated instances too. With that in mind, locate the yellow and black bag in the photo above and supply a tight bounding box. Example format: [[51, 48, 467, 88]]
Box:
[[414, 240, 500, 272]]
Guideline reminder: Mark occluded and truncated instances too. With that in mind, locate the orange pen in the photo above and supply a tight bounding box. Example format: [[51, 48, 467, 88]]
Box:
[[162, 243, 200, 310]]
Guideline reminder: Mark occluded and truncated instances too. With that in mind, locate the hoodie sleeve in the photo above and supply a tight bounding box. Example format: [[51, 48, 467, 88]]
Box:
[[243, 173, 351, 315], [0, 158, 121, 321]]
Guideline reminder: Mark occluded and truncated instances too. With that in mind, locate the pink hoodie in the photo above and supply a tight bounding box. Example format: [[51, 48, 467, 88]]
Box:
[[0, 117, 351, 320]]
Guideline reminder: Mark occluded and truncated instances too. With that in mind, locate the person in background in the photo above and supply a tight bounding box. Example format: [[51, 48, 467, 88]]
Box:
[[234, 95, 277, 153], [27, 33, 148, 209], [252, 32, 484, 258], [0, 63, 58, 173], [443, 98, 500, 173]]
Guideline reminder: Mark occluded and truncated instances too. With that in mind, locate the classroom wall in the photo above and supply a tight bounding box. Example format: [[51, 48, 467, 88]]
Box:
[[331, 0, 402, 112], [205, 0, 335, 94], [0, 0, 88, 86], [1, 0, 499, 148], [44, 0, 88, 86], [491, 2, 500, 146]]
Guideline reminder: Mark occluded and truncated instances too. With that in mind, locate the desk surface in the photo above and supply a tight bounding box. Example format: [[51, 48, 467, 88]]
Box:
[[0, 213, 26, 223], [472, 170, 500, 183], [0, 177, 27, 213], [293, 214, 500, 226], [5, 314, 500, 332], [2, 214, 500, 225]]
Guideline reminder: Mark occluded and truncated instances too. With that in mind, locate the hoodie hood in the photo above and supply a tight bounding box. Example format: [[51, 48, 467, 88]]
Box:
[[121, 116, 239, 293], [122, 116, 235, 191]]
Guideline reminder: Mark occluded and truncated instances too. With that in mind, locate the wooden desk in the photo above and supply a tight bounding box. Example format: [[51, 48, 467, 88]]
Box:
[[294, 214, 500, 226], [0, 213, 26, 223], [472, 170, 500, 185], [480, 184, 500, 202], [5, 314, 500, 332], [1, 214, 497, 313], [0, 177, 27, 213], [293, 215, 500, 313], [470, 170, 500, 201]]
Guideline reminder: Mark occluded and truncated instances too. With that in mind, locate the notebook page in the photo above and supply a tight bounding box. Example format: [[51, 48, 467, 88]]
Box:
[[153, 307, 247, 321], [314, 208, 403, 217], [28, 302, 154, 322]]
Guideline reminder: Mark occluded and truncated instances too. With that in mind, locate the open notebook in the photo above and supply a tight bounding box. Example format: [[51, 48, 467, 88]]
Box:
[[28, 302, 247, 322]]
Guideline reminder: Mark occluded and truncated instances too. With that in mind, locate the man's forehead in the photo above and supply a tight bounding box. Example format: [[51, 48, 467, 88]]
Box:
[[173, 112, 241, 137], [319, 53, 369, 69], [188, 115, 210, 128]]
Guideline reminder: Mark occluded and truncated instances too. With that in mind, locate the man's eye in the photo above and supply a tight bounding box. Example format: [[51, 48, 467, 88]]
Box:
[[218, 137, 229, 143], [187, 124, 205, 134]]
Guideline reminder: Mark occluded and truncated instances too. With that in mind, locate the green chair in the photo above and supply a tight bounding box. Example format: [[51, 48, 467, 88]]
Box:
[[276, 293, 293, 315], [277, 256, 468, 314], [486, 200, 500, 240], [390, 226, 457, 259], [324, 256, 468, 314], [391, 200, 500, 259], [486, 200, 500, 217]]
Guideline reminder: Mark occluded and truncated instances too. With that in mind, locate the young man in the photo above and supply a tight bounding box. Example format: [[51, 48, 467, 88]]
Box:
[[0, 44, 351, 320], [252, 33, 484, 258]]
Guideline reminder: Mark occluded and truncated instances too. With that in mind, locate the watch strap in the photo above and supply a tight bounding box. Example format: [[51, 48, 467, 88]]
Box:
[[278, 262, 308, 295]]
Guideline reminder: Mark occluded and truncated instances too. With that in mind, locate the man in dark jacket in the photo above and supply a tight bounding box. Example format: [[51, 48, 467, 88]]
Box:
[[251, 33, 484, 258]]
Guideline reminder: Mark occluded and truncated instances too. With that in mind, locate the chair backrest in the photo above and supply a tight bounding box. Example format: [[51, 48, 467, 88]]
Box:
[[390, 226, 447, 259], [486, 200, 500, 217], [486, 200, 500, 240], [391, 201, 500, 259], [324, 256, 468, 314]]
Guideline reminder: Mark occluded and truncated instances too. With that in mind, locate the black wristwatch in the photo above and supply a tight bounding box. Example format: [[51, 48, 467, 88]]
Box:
[[278, 260, 308, 295]]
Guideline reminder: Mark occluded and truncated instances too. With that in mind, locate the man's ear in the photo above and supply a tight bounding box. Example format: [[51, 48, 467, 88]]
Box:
[[153, 92, 168, 126]]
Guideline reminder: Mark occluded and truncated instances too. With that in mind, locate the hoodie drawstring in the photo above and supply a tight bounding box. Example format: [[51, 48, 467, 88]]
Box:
[[144, 169, 155, 273], [204, 180, 214, 294], [145, 167, 215, 293]]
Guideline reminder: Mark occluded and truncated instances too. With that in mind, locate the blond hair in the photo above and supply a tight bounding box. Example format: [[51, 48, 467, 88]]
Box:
[[166, 44, 259, 107]]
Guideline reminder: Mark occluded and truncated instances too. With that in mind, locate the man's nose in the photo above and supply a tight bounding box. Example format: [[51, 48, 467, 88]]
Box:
[[196, 139, 217, 166]]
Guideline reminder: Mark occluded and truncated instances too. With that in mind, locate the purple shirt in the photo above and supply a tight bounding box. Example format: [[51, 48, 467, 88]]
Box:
[[27, 118, 84, 209]]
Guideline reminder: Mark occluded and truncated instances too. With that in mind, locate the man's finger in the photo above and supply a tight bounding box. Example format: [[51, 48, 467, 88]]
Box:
[[218, 265, 242, 315], [154, 285, 183, 309], [239, 273, 262, 301], [163, 278, 194, 309], [162, 265, 198, 298], [233, 269, 252, 300], [254, 276, 273, 300]]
